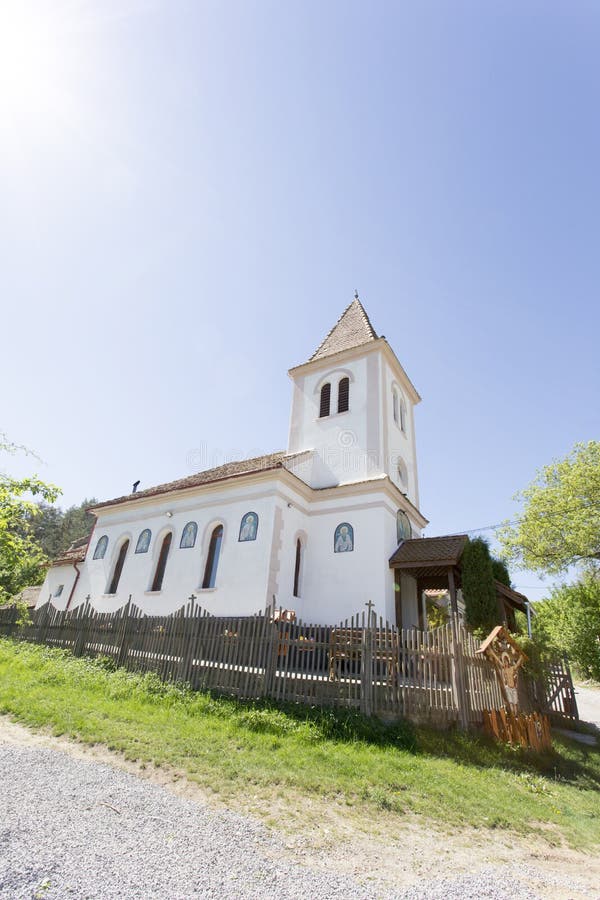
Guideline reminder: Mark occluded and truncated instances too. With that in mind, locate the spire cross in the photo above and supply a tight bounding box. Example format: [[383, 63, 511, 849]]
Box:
[[354, 289, 359, 299]]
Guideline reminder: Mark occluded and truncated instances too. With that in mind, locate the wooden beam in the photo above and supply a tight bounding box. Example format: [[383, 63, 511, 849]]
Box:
[[448, 567, 459, 623]]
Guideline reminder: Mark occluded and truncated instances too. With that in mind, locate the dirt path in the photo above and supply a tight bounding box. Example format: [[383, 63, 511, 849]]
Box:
[[1, 715, 598, 899]]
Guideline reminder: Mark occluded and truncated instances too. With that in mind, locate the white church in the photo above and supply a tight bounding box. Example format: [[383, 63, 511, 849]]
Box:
[[39, 297, 432, 628]]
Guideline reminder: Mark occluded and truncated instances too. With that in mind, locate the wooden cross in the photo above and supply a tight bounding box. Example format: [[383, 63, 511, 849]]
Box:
[[365, 599, 375, 624]]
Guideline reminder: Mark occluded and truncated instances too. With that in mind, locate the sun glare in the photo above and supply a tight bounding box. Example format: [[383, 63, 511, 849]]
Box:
[[0, 3, 62, 118]]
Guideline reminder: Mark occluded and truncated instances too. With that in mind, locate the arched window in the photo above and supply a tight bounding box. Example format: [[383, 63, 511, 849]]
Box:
[[392, 390, 399, 425], [202, 525, 223, 589], [400, 397, 407, 433], [180, 521, 198, 549], [334, 522, 354, 553], [135, 529, 151, 553], [293, 539, 302, 598], [151, 533, 172, 591], [93, 535, 108, 560], [319, 382, 331, 418], [337, 377, 350, 413], [239, 512, 258, 542], [107, 539, 129, 594]]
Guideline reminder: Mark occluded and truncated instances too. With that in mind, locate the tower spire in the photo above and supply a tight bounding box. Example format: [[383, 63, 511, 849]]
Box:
[[308, 295, 378, 362]]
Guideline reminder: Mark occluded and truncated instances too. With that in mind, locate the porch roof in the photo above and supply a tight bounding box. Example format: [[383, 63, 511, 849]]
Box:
[[495, 580, 529, 614], [389, 535, 468, 574]]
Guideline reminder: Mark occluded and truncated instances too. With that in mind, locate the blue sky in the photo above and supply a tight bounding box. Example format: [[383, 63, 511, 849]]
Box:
[[2, 1, 599, 600]]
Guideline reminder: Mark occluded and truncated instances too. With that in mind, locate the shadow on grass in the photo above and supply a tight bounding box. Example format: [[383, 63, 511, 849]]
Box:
[[208, 692, 600, 791]]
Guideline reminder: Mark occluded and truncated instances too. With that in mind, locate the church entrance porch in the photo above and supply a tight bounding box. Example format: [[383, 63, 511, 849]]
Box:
[[390, 534, 530, 632]]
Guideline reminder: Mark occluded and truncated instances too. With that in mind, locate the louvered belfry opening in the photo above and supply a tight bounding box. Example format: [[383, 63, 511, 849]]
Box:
[[151, 533, 172, 592], [108, 539, 129, 595], [337, 377, 350, 413], [319, 382, 331, 417]]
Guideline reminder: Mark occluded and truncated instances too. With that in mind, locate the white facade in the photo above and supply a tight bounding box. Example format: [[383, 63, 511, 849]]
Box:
[[38, 300, 428, 627]]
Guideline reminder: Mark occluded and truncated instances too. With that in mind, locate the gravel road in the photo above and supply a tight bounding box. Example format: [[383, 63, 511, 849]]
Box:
[[575, 683, 600, 730], [0, 741, 595, 900]]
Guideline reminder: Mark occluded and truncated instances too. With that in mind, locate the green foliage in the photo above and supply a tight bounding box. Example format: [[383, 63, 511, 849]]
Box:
[[0, 434, 60, 604], [491, 557, 511, 587], [461, 537, 499, 633], [426, 597, 449, 629], [30, 498, 97, 559], [1, 637, 600, 847], [499, 441, 600, 575], [533, 574, 600, 680]]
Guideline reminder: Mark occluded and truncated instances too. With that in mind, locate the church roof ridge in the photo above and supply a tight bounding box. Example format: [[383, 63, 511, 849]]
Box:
[[309, 295, 379, 362], [88, 451, 303, 513]]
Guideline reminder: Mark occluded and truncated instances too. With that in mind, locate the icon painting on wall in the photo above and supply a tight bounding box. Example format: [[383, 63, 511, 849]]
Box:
[[180, 521, 198, 549], [93, 535, 108, 559], [334, 522, 354, 552], [135, 529, 151, 553], [396, 510, 411, 543], [239, 512, 258, 542]]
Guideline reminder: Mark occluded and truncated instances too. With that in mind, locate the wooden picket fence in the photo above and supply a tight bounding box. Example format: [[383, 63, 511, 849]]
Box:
[[0, 599, 575, 729]]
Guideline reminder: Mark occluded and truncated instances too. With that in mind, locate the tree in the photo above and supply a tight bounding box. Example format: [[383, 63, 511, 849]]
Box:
[[0, 435, 61, 604], [491, 557, 511, 587], [461, 537, 499, 633], [30, 498, 97, 559], [499, 441, 600, 575], [533, 574, 600, 680]]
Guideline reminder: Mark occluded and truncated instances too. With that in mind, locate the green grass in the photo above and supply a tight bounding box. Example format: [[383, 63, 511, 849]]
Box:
[[1, 638, 599, 848]]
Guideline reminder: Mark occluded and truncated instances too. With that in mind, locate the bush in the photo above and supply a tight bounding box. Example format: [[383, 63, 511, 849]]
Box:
[[533, 574, 600, 680], [461, 538, 499, 633]]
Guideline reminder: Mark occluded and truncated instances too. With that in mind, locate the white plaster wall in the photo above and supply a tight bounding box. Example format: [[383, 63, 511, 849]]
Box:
[[68, 482, 281, 616], [273, 485, 403, 626], [36, 565, 78, 610], [382, 357, 419, 508], [40, 477, 424, 628], [287, 356, 384, 487]]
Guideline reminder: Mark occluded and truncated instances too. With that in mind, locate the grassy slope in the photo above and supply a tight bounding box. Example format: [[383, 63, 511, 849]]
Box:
[[1, 639, 599, 848]]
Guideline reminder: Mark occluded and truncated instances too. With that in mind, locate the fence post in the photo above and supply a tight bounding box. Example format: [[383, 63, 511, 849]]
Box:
[[563, 654, 579, 721], [450, 622, 469, 729], [263, 617, 278, 699], [36, 602, 51, 644], [179, 595, 200, 684], [360, 604, 374, 717], [73, 600, 91, 657], [116, 597, 133, 668]]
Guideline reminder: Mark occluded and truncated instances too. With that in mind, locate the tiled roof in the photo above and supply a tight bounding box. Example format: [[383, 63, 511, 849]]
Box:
[[389, 534, 468, 568], [13, 585, 43, 607], [52, 536, 89, 567], [310, 298, 379, 361], [90, 451, 299, 512], [495, 580, 529, 612]]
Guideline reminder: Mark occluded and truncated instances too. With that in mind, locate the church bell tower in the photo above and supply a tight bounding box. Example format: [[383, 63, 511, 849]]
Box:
[[286, 295, 422, 510]]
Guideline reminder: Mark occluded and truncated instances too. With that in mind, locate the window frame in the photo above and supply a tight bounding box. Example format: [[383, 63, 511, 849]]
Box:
[[107, 539, 130, 595], [150, 532, 173, 592], [319, 382, 331, 418], [337, 376, 350, 413], [202, 524, 224, 589]]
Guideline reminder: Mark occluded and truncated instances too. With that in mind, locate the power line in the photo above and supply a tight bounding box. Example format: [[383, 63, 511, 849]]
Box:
[[447, 497, 600, 538]]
